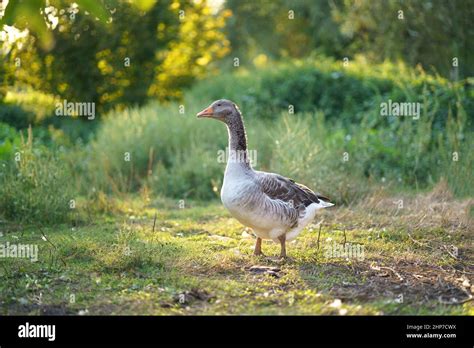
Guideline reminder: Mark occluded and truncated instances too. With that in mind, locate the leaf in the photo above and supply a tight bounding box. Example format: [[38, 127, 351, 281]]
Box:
[[0, 0, 111, 50], [129, 0, 157, 12], [75, 0, 110, 23]]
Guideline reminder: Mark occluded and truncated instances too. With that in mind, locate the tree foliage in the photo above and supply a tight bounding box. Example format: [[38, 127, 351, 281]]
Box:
[[224, 0, 474, 78], [1, 0, 228, 111], [224, 0, 346, 65], [333, 0, 474, 79]]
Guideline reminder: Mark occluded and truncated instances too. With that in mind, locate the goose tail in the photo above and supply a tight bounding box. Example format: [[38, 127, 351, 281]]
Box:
[[314, 200, 334, 209], [316, 194, 334, 208]]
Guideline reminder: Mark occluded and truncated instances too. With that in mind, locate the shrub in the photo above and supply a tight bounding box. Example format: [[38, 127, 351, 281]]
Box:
[[0, 104, 35, 130], [191, 58, 473, 129], [0, 128, 76, 224], [85, 59, 473, 203], [87, 100, 226, 196], [0, 122, 21, 161]]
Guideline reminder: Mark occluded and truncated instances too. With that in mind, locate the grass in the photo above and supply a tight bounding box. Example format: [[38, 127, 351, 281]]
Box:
[[1, 184, 472, 315]]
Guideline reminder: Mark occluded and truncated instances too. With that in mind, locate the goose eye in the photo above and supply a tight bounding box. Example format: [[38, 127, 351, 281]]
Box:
[[217, 104, 221, 107]]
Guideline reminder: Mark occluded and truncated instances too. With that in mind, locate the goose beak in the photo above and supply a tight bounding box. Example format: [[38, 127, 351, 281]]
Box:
[[197, 106, 214, 118]]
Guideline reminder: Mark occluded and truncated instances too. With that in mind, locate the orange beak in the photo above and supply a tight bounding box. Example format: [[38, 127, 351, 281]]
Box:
[[196, 106, 214, 118]]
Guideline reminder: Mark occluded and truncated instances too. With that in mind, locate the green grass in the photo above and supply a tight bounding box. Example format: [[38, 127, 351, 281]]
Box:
[[1, 190, 472, 315]]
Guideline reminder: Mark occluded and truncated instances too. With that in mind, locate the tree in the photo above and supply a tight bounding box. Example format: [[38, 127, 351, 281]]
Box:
[[1, 0, 229, 112], [224, 0, 346, 65], [223, 0, 474, 78], [333, 0, 474, 78]]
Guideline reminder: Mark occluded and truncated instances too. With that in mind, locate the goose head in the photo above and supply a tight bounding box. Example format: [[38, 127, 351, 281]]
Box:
[[196, 99, 240, 123]]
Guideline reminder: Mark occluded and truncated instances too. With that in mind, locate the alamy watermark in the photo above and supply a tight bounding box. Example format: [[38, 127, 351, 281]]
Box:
[[0, 242, 38, 262], [18, 322, 55, 341], [55, 99, 95, 120], [217, 147, 258, 166], [380, 99, 421, 120]]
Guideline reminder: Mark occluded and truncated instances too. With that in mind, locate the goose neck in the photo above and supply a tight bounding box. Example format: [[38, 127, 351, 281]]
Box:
[[226, 113, 250, 168]]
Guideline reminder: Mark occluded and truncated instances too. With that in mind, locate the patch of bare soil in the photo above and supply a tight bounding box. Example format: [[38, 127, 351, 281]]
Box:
[[330, 259, 473, 306], [326, 183, 473, 307], [7, 303, 75, 315]]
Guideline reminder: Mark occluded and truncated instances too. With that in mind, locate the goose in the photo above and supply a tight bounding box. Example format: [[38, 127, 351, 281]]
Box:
[[197, 99, 334, 258]]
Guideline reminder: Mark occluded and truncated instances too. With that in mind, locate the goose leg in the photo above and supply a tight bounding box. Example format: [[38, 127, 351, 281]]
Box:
[[254, 237, 264, 256], [278, 234, 287, 259]]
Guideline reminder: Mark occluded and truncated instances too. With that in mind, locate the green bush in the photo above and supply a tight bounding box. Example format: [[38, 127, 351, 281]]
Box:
[[87, 103, 372, 203], [0, 104, 36, 130], [0, 130, 76, 224], [151, 147, 224, 200], [0, 122, 22, 161], [191, 58, 473, 128], [87, 100, 227, 198], [78, 59, 474, 202]]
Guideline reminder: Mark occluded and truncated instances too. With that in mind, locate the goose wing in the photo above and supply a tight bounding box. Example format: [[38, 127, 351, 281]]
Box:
[[255, 171, 330, 208]]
